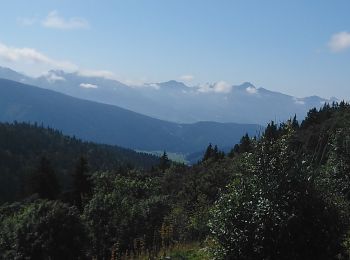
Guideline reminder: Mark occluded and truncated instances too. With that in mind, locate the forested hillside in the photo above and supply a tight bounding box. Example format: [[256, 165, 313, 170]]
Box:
[[0, 122, 159, 203], [3, 103, 350, 259]]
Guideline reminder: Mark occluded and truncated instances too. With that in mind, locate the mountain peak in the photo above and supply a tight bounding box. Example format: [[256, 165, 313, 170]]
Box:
[[241, 82, 255, 87], [234, 82, 256, 92], [156, 80, 190, 90], [238, 81, 255, 87]]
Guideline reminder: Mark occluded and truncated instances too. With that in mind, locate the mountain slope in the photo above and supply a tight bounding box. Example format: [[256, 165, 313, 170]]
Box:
[[0, 78, 260, 154], [0, 67, 334, 125], [0, 121, 160, 203]]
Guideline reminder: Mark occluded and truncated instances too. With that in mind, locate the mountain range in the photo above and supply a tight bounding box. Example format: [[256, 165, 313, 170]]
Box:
[[0, 67, 336, 125], [0, 78, 260, 159]]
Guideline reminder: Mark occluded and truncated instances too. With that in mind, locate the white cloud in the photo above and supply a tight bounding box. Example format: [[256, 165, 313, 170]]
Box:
[[123, 79, 147, 87], [80, 83, 98, 89], [213, 81, 232, 93], [246, 86, 258, 94], [198, 81, 232, 93], [42, 11, 89, 30], [180, 74, 194, 82], [197, 83, 210, 92], [78, 69, 115, 79], [0, 42, 77, 71], [0, 42, 120, 81], [43, 71, 66, 83], [293, 97, 305, 105], [328, 31, 350, 52], [146, 83, 160, 89], [0, 42, 146, 87]]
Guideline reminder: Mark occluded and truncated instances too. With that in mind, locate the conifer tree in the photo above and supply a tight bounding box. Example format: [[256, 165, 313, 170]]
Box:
[[291, 114, 299, 129], [213, 145, 219, 160], [229, 134, 252, 157], [72, 156, 91, 209], [264, 121, 279, 141], [159, 151, 170, 172], [239, 133, 252, 153], [203, 144, 225, 161], [203, 143, 213, 161], [28, 157, 60, 200]]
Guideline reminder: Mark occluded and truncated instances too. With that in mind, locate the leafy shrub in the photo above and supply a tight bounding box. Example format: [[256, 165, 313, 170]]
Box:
[[209, 126, 350, 260], [0, 200, 87, 259]]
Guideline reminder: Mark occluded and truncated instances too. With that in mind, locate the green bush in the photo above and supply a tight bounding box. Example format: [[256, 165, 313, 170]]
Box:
[[0, 200, 87, 259], [83, 171, 169, 258], [209, 126, 350, 260]]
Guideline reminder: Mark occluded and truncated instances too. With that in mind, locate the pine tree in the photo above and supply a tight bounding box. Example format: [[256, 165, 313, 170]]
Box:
[[159, 151, 170, 172], [213, 145, 219, 160], [239, 133, 252, 153], [291, 114, 299, 129], [229, 134, 252, 156], [203, 143, 213, 161], [203, 144, 225, 161], [72, 156, 91, 209], [28, 157, 60, 200], [264, 121, 278, 141]]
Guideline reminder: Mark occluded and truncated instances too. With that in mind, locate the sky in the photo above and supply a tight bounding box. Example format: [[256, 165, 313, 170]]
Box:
[[0, 0, 350, 98]]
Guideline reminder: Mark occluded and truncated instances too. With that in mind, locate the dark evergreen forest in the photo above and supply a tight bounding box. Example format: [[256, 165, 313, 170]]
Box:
[[0, 122, 159, 203]]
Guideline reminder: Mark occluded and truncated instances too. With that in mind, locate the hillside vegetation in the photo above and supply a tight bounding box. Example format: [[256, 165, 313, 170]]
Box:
[[2, 103, 350, 259]]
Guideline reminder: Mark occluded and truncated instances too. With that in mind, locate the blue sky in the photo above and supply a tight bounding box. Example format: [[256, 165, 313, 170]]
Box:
[[0, 0, 350, 98]]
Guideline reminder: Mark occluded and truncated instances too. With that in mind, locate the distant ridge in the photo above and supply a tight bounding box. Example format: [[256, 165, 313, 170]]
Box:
[[0, 66, 336, 125], [0, 78, 260, 155]]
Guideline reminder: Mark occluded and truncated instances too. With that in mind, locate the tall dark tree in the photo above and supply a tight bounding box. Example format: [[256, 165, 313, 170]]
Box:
[[72, 156, 91, 209], [213, 145, 225, 160], [28, 157, 60, 200], [202, 143, 214, 162], [239, 133, 252, 153], [264, 121, 279, 141], [229, 133, 252, 157], [203, 143, 225, 162], [291, 114, 299, 129], [159, 151, 171, 172]]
